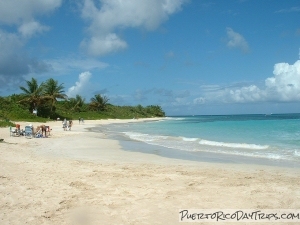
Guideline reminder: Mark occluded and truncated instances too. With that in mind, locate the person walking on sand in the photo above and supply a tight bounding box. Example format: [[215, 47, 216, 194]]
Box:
[[68, 120, 73, 131], [62, 118, 67, 131]]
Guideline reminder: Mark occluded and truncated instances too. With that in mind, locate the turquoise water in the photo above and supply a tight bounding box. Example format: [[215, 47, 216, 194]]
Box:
[[101, 114, 300, 164]]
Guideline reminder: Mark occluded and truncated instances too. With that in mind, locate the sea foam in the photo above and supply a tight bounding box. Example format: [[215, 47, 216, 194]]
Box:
[[198, 139, 269, 150]]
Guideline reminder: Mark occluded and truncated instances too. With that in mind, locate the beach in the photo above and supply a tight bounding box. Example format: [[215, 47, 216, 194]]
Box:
[[0, 119, 300, 225]]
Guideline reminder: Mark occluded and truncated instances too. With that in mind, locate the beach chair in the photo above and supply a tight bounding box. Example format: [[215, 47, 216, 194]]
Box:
[[10, 126, 14, 136], [24, 126, 33, 138], [11, 125, 20, 137]]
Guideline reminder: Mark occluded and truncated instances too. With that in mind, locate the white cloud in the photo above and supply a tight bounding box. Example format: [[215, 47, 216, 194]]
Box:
[[0, 29, 51, 87], [80, 0, 188, 56], [0, 0, 62, 25], [47, 56, 109, 75], [227, 85, 264, 103], [193, 97, 205, 105], [275, 7, 300, 13], [80, 33, 128, 56], [226, 27, 249, 53], [0, 0, 62, 89], [0, 0, 61, 37], [196, 60, 300, 104], [67, 71, 92, 98], [18, 21, 50, 37], [0, 30, 23, 55], [265, 60, 300, 101]]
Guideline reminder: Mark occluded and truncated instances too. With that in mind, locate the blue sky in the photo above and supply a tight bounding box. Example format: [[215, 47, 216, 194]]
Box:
[[0, 0, 300, 116]]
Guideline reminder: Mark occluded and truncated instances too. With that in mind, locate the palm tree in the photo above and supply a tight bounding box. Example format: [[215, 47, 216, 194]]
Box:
[[43, 78, 67, 112], [89, 94, 109, 111], [69, 94, 85, 112], [19, 78, 45, 113]]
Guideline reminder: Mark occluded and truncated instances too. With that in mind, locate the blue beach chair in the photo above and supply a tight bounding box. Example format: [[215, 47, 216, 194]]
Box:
[[24, 126, 33, 138]]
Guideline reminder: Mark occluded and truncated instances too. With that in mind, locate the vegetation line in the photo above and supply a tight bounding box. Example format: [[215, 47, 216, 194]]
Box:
[[0, 78, 165, 127]]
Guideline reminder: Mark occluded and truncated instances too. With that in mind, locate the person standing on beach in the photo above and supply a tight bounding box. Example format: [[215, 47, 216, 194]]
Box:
[[79, 117, 81, 124], [41, 125, 47, 137], [69, 120, 73, 131], [63, 118, 67, 131]]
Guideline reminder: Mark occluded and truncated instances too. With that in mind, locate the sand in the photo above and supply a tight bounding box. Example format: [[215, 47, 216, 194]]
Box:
[[0, 119, 299, 225]]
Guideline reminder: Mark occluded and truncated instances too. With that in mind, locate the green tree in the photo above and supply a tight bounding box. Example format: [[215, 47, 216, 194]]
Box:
[[146, 105, 165, 117], [89, 94, 109, 111], [19, 78, 45, 114], [69, 94, 85, 112], [43, 78, 67, 112]]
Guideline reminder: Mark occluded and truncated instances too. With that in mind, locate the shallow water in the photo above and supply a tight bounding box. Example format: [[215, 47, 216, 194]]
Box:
[[93, 114, 300, 168]]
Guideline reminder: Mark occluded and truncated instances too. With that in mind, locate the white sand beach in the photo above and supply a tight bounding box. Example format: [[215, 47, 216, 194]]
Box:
[[0, 119, 300, 225]]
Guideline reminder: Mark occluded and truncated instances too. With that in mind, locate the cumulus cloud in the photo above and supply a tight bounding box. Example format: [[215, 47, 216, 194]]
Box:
[[0, 30, 52, 88], [18, 21, 50, 37], [226, 27, 249, 53], [0, 0, 62, 90], [80, 0, 188, 56], [0, 0, 61, 23], [195, 60, 300, 104], [67, 71, 92, 98], [0, 0, 61, 37], [0, 31, 25, 75], [80, 33, 128, 56], [265, 60, 300, 101]]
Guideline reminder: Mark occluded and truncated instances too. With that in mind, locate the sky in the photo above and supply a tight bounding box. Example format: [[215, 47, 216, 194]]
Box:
[[0, 0, 300, 116]]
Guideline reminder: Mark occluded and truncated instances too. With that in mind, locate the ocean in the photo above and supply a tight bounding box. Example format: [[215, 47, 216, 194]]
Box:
[[95, 114, 300, 167]]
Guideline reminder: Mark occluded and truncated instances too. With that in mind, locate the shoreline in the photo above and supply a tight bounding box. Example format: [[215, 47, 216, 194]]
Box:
[[1, 118, 300, 224], [93, 120, 300, 169]]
